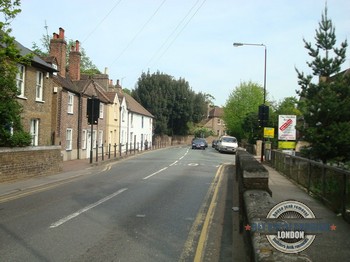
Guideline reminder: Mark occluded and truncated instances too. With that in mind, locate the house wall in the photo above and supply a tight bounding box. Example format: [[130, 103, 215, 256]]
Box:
[[128, 113, 153, 148], [106, 97, 120, 147], [59, 90, 80, 160], [17, 65, 54, 146], [204, 117, 226, 137]]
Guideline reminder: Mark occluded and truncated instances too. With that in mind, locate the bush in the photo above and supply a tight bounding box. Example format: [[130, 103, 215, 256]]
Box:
[[9, 131, 32, 147]]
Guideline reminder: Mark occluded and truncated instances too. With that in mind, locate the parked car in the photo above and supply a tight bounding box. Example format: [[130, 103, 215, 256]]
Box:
[[192, 138, 206, 150], [212, 139, 218, 148], [217, 135, 238, 154]]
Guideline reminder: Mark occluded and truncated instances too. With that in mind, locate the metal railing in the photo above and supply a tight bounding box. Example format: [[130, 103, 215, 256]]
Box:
[[266, 149, 350, 223]]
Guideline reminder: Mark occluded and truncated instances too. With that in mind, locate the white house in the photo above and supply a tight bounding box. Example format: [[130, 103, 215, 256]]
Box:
[[122, 93, 154, 149]]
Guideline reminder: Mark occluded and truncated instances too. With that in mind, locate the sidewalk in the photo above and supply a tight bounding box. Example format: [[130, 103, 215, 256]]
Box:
[[264, 164, 350, 261], [0, 158, 96, 202]]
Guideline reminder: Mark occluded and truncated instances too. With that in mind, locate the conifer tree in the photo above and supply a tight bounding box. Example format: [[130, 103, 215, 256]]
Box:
[[296, 5, 349, 163]]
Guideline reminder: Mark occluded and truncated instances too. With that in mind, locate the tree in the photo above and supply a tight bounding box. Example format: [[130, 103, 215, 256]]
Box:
[[0, 0, 32, 146], [132, 71, 208, 136], [223, 81, 264, 141], [296, 5, 349, 163]]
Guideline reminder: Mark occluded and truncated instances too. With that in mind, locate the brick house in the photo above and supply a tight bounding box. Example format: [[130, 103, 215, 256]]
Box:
[[15, 41, 58, 146], [48, 28, 111, 160], [202, 106, 226, 137]]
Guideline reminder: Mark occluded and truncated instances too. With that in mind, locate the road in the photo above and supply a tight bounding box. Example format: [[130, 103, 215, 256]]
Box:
[[0, 146, 235, 261]]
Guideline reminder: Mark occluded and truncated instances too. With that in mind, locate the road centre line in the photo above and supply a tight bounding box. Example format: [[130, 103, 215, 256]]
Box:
[[49, 188, 128, 229], [143, 167, 168, 180], [169, 160, 178, 166], [143, 148, 189, 179]]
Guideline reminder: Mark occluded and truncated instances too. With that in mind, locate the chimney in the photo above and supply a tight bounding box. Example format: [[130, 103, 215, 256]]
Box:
[[69, 40, 81, 81], [50, 28, 67, 77]]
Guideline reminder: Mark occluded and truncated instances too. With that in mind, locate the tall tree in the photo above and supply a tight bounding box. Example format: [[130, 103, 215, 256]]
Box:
[[0, 0, 32, 146], [296, 5, 349, 163], [223, 81, 264, 141], [132, 71, 207, 136]]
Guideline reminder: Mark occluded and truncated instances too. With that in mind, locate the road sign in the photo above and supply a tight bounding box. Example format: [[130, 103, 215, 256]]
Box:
[[278, 115, 296, 140], [264, 127, 274, 138]]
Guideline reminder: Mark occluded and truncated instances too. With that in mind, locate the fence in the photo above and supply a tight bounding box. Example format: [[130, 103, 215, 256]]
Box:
[[90, 140, 169, 163], [266, 149, 350, 223]]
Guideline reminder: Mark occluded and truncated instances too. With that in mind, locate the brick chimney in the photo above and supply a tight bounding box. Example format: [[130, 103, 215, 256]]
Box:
[[49, 27, 67, 77], [69, 40, 81, 81]]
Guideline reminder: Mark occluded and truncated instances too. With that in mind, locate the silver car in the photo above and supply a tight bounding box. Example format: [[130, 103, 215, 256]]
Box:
[[217, 136, 238, 154]]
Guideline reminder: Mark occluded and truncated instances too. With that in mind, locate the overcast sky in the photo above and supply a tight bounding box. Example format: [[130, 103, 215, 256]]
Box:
[[5, 0, 350, 106]]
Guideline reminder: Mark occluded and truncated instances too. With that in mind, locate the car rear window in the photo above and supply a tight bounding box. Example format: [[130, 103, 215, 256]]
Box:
[[222, 137, 237, 143]]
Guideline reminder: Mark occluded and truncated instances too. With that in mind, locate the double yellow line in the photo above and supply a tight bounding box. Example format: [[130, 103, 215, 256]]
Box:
[[180, 164, 225, 262]]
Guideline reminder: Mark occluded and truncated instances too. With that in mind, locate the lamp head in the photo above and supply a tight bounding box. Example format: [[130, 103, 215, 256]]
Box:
[[233, 43, 243, 47]]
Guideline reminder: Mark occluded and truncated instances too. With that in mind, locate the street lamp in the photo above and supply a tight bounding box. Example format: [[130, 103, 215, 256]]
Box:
[[233, 42, 268, 161], [233, 42, 267, 104]]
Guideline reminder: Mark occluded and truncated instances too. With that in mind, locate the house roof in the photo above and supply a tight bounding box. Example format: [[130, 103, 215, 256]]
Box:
[[13, 40, 58, 72], [53, 74, 81, 94], [208, 106, 224, 118], [123, 92, 154, 118], [106, 92, 118, 103], [76, 79, 111, 103]]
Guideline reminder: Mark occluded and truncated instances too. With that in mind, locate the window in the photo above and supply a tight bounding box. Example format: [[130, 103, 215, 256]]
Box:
[[36, 71, 44, 101], [99, 103, 104, 119], [122, 107, 126, 122], [68, 93, 74, 114], [30, 119, 39, 146], [66, 128, 73, 150], [93, 130, 97, 149], [98, 130, 103, 147], [16, 64, 25, 97], [141, 116, 144, 128], [82, 130, 87, 150], [217, 118, 221, 125], [131, 113, 134, 127]]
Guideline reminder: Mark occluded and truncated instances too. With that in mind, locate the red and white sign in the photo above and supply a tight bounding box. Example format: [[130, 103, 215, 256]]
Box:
[[278, 115, 296, 140]]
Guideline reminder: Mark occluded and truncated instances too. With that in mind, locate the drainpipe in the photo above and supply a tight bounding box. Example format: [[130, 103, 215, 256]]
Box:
[[77, 93, 82, 159]]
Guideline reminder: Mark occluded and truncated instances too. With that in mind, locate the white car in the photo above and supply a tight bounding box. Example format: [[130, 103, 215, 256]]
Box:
[[217, 136, 238, 154]]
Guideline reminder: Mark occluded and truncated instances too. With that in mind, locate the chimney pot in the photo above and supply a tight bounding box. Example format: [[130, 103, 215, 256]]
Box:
[[59, 27, 65, 39], [75, 40, 80, 52]]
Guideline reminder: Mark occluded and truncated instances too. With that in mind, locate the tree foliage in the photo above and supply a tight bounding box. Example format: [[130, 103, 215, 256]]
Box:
[[132, 71, 208, 136], [296, 5, 349, 163], [0, 0, 32, 146], [223, 81, 264, 141]]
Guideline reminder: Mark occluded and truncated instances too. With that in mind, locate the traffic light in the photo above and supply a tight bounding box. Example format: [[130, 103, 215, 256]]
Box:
[[87, 97, 100, 125], [258, 104, 269, 127]]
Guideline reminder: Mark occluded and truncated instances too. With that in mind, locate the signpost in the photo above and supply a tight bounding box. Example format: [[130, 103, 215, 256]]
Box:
[[278, 115, 296, 150]]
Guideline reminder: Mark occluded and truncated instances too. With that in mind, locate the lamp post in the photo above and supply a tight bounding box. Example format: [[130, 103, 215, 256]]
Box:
[[233, 42, 268, 161]]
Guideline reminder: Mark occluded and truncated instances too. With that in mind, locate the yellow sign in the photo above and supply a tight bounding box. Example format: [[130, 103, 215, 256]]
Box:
[[264, 127, 275, 138], [278, 141, 296, 149]]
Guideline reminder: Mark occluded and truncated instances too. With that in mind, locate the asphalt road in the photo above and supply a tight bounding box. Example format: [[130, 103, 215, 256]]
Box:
[[0, 146, 236, 262]]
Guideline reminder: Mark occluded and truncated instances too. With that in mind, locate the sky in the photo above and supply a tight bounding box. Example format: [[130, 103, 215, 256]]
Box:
[[4, 0, 350, 106]]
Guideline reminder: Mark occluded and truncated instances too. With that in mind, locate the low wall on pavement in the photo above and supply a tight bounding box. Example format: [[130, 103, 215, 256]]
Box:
[[236, 149, 312, 261], [0, 146, 62, 183]]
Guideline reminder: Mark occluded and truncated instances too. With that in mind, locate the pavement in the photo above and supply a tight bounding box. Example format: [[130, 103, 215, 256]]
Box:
[[1, 156, 350, 261]]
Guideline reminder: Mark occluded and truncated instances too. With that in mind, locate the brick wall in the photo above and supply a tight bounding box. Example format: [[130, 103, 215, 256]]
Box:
[[0, 146, 62, 183]]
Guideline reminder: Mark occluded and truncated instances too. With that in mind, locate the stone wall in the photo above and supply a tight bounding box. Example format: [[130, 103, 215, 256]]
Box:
[[236, 149, 312, 261], [0, 146, 62, 183]]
